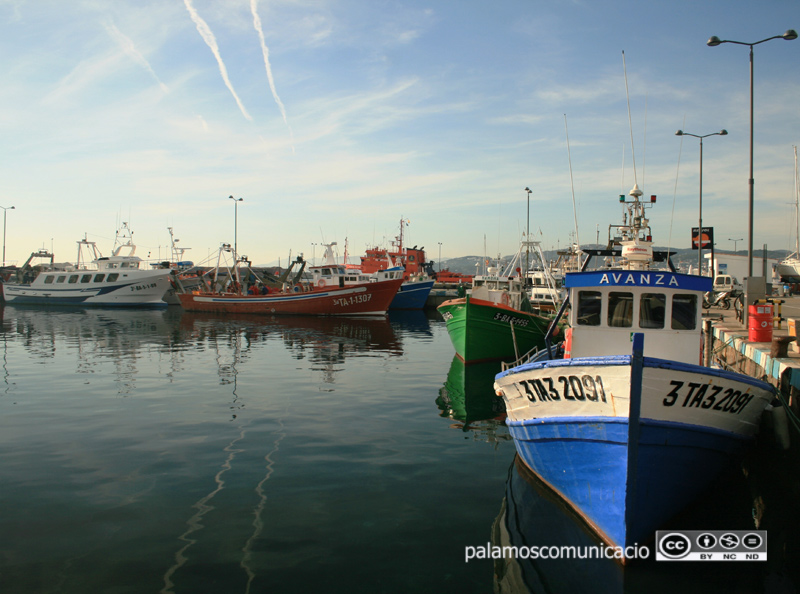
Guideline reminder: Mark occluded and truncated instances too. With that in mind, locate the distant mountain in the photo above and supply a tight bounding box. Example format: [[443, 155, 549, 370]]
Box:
[[435, 245, 792, 275]]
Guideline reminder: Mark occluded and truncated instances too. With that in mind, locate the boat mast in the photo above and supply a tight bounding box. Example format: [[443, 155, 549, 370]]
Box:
[[795, 146, 799, 257]]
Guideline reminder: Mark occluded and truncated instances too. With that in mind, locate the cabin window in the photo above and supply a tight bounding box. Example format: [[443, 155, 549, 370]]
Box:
[[68, 275, 79, 284], [576, 291, 602, 326], [43, 276, 55, 284], [56, 276, 66, 283], [322, 268, 332, 275], [671, 294, 697, 330], [639, 293, 666, 329], [94, 274, 105, 283], [107, 273, 119, 282], [81, 274, 92, 283], [608, 292, 633, 328]]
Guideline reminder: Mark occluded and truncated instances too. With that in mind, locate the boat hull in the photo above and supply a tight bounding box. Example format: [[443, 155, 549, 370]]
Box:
[[2, 271, 172, 308], [390, 279, 434, 310], [776, 259, 800, 283], [437, 296, 554, 363], [177, 278, 403, 316], [494, 352, 774, 550]]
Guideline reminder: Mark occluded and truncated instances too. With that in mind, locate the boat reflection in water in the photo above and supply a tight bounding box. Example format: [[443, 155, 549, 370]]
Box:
[[178, 312, 403, 384], [3, 305, 404, 389], [436, 356, 510, 444], [492, 456, 626, 594], [387, 309, 435, 338], [492, 455, 780, 594]]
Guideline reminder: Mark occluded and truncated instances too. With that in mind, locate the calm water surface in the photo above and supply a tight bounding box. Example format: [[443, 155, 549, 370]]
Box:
[[0, 305, 797, 593]]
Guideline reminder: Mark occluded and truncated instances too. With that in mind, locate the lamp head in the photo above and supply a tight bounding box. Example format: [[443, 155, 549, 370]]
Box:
[[719, 129, 728, 136], [675, 130, 684, 136], [524, 187, 531, 193], [784, 29, 798, 41], [707, 35, 722, 47]]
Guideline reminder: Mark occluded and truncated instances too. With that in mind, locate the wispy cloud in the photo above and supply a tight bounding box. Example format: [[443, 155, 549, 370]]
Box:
[[250, 0, 294, 152], [182, 0, 252, 121], [103, 20, 169, 94]]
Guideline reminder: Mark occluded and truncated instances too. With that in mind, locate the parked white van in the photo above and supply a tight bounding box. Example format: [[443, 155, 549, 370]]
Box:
[[712, 275, 742, 293]]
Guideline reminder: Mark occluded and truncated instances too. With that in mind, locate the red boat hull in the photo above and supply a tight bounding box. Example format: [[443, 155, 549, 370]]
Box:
[[177, 278, 404, 316]]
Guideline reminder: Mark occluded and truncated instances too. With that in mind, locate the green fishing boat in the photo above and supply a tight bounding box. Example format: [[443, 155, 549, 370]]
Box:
[[437, 293, 556, 364]]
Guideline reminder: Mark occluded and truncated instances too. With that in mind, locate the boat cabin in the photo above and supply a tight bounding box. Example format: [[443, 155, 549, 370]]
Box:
[[309, 242, 404, 288], [566, 270, 711, 364]]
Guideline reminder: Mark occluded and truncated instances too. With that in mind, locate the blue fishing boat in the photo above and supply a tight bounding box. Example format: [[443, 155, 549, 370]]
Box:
[[493, 185, 776, 554], [390, 277, 435, 310]]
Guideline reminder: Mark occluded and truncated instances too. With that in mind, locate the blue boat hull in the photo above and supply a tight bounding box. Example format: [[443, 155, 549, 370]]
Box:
[[506, 416, 750, 549], [494, 337, 775, 551], [389, 279, 434, 310]]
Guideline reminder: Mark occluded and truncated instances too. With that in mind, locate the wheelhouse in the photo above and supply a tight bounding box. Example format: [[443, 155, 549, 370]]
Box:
[[566, 270, 711, 364]]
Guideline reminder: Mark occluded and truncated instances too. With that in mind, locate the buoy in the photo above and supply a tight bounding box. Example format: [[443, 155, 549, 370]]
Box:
[[564, 327, 573, 359]]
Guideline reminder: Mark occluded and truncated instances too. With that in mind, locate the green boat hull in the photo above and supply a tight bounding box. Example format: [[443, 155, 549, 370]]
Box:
[[437, 296, 554, 364]]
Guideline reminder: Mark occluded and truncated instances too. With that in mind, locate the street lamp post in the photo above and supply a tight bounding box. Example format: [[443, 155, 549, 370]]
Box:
[[729, 238, 743, 253], [707, 29, 797, 277], [1, 205, 15, 266], [675, 129, 727, 276], [228, 195, 243, 261], [438, 242, 442, 272]]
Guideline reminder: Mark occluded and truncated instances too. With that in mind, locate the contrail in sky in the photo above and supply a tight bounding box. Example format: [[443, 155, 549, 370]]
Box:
[[183, 0, 252, 121], [250, 0, 295, 152], [104, 21, 169, 93]]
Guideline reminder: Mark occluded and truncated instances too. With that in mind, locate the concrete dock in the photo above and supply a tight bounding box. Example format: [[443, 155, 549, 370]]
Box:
[[708, 295, 800, 416]]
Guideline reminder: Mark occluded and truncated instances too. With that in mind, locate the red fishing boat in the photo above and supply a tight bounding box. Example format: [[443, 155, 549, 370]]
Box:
[[175, 244, 403, 316], [434, 269, 474, 285], [177, 279, 403, 316], [358, 218, 434, 279]]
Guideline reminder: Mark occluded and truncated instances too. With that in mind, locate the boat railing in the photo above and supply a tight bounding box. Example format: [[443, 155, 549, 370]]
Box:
[[501, 344, 543, 372]]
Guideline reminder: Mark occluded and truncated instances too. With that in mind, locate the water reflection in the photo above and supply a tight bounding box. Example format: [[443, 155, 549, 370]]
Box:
[[1, 306, 404, 392], [178, 312, 403, 386], [387, 309, 435, 337], [436, 356, 510, 444], [493, 452, 800, 594]]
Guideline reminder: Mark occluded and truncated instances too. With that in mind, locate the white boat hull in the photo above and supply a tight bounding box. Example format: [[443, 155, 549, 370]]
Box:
[[2, 270, 172, 307]]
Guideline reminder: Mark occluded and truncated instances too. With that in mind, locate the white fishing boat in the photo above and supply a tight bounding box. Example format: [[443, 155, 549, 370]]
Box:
[[493, 185, 776, 554], [2, 223, 172, 308], [309, 242, 405, 289], [776, 146, 800, 283]]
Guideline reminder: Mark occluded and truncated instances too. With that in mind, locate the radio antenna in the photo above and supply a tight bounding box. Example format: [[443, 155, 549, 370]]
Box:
[[622, 50, 639, 188], [564, 114, 581, 249]]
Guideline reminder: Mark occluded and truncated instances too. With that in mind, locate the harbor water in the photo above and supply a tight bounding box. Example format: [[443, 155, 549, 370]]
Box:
[[0, 305, 798, 593]]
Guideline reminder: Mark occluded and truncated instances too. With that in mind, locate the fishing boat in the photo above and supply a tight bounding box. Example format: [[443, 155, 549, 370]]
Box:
[[776, 146, 800, 283], [2, 224, 172, 308], [493, 185, 776, 553], [526, 241, 567, 312], [437, 239, 557, 364], [433, 268, 474, 286], [357, 219, 436, 309], [176, 244, 403, 316]]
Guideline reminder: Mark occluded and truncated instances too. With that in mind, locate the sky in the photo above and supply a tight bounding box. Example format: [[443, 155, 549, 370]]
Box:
[[0, 0, 799, 268]]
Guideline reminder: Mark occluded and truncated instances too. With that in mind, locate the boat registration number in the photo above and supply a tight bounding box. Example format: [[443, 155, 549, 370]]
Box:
[[663, 380, 754, 414], [333, 293, 372, 306], [519, 374, 608, 403], [493, 312, 529, 327], [131, 283, 158, 292]]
